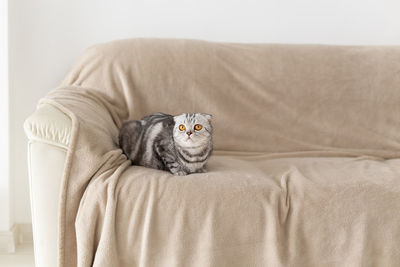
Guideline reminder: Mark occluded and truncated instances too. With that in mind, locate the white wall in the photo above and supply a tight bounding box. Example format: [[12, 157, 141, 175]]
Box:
[[0, 0, 10, 231], [8, 0, 400, 224]]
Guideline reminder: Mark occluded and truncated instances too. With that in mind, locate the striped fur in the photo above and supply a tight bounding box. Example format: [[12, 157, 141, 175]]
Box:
[[119, 113, 213, 175]]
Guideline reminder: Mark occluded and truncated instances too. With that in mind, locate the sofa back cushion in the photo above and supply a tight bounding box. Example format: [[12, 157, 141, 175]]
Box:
[[60, 39, 400, 157]]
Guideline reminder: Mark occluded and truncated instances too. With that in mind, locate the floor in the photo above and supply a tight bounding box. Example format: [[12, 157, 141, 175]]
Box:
[[0, 243, 35, 267]]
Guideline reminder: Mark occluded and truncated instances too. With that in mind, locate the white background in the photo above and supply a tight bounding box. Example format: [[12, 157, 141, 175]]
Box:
[[3, 0, 400, 229], [1, 0, 10, 231]]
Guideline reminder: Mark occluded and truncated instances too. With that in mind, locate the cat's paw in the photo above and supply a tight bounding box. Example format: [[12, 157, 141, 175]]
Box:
[[196, 167, 206, 173], [173, 170, 188, 176]]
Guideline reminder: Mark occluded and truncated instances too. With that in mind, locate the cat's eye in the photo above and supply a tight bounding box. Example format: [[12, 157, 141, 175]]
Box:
[[179, 124, 186, 131], [194, 124, 203, 131]]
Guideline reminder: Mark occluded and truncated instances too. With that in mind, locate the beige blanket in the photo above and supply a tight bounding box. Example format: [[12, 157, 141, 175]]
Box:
[[43, 39, 400, 267]]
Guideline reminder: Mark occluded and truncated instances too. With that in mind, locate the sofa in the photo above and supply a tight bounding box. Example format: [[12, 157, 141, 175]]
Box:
[[24, 39, 400, 267]]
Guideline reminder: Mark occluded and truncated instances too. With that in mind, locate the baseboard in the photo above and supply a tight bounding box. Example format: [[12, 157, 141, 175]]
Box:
[[16, 223, 33, 244], [0, 224, 17, 253], [0, 223, 33, 253]]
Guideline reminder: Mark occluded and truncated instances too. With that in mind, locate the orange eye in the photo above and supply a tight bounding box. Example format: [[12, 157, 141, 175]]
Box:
[[194, 124, 203, 131], [179, 124, 186, 131]]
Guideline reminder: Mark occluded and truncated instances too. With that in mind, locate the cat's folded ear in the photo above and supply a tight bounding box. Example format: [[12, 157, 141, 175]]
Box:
[[201, 113, 212, 121]]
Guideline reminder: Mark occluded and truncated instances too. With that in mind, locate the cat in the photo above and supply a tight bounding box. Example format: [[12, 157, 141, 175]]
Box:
[[119, 112, 213, 175]]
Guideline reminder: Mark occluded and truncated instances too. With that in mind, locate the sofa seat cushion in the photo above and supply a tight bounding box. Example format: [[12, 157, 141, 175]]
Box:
[[75, 153, 400, 267]]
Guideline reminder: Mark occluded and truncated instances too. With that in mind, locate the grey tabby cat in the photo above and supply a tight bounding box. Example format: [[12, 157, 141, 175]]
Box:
[[119, 113, 213, 175]]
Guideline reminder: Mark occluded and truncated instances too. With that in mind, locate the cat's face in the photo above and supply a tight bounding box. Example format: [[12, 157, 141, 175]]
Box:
[[173, 113, 213, 148]]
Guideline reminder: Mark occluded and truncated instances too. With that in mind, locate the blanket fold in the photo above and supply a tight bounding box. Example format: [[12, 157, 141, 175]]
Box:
[[42, 87, 130, 266]]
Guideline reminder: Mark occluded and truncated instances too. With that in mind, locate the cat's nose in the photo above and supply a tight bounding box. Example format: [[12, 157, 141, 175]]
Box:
[[186, 131, 192, 136]]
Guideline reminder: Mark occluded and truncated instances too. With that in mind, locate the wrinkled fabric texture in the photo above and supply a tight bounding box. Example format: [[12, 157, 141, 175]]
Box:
[[42, 39, 400, 267]]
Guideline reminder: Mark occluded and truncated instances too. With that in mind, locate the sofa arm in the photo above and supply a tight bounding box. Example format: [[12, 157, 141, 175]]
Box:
[[24, 103, 72, 267], [24, 103, 72, 149]]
